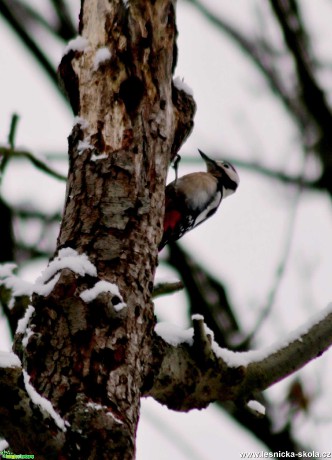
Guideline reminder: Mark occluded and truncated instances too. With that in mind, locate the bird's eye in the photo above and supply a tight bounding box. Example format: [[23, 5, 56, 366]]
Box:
[[223, 164, 229, 169]]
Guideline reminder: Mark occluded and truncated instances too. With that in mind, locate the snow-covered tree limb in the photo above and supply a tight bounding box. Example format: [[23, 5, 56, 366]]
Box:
[[147, 305, 332, 411], [0, 352, 69, 455]]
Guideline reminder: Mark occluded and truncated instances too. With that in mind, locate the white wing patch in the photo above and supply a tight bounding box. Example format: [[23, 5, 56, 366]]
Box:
[[194, 191, 222, 227]]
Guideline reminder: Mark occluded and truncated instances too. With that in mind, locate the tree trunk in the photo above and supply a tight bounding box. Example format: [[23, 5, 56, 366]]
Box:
[[12, 0, 195, 458]]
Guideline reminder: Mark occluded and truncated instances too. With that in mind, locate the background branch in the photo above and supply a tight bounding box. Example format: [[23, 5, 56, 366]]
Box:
[[0, 146, 67, 182]]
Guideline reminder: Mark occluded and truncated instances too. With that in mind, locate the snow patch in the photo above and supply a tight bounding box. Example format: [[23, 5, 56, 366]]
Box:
[[93, 47, 112, 70], [192, 314, 204, 321], [0, 351, 21, 368], [86, 402, 123, 424], [63, 35, 89, 55], [34, 272, 61, 297], [23, 370, 67, 431], [247, 400, 266, 416], [40, 248, 96, 279], [86, 402, 104, 411], [91, 152, 108, 161], [78, 139, 94, 154], [80, 280, 126, 311], [74, 116, 89, 129], [155, 322, 194, 347], [22, 327, 34, 348], [16, 305, 35, 334], [173, 76, 194, 96]]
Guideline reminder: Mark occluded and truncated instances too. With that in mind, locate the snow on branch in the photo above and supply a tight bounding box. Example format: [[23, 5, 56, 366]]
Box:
[[148, 303, 332, 411], [247, 399, 266, 416], [0, 357, 67, 450], [23, 371, 68, 432], [33, 247, 97, 297]]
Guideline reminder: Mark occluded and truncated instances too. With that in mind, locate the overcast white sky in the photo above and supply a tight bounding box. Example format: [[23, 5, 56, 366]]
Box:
[[2, 0, 332, 457]]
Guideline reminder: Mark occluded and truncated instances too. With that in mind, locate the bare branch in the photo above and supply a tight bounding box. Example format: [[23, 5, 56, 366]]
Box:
[[186, 0, 332, 193], [0, 0, 62, 97], [179, 154, 323, 191], [269, 0, 332, 132], [0, 146, 67, 181], [185, 0, 303, 123], [152, 280, 184, 298], [0, 114, 20, 183], [49, 0, 76, 39], [269, 0, 332, 191], [8, 114, 19, 150], [242, 171, 304, 345]]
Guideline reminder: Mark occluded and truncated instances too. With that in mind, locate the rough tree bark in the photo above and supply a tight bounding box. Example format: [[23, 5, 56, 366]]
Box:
[[11, 0, 194, 458], [2, 1, 332, 459]]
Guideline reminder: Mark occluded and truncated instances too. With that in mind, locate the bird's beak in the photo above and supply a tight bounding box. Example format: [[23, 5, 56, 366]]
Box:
[[198, 149, 214, 165]]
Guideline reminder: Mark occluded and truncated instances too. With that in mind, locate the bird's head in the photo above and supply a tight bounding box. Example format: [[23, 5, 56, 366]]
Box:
[[198, 149, 239, 197]]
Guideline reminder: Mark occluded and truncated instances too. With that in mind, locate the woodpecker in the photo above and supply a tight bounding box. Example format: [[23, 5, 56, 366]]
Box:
[[159, 150, 239, 251]]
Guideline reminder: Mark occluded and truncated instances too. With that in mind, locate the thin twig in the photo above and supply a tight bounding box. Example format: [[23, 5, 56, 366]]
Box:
[[0, 0, 65, 99], [241, 155, 307, 345], [179, 154, 321, 190], [243, 187, 302, 345], [0, 146, 67, 182], [185, 0, 303, 124], [8, 114, 20, 149], [0, 114, 20, 185], [49, 0, 76, 39], [14, 208, 62, 222]]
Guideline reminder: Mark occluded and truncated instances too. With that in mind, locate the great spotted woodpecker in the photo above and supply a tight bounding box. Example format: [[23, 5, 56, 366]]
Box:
[[158, 150, 239, 250]]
